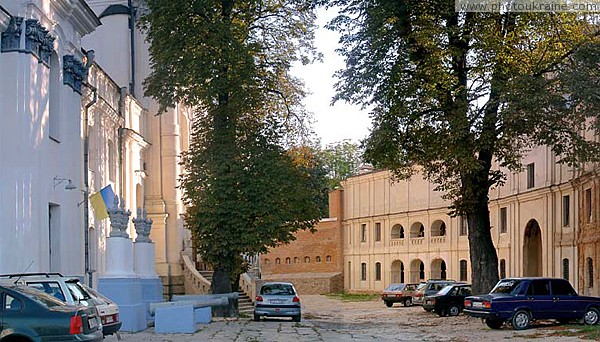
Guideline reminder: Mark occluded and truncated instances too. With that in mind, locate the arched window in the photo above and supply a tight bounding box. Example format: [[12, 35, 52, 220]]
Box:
[[375, 262, 382, 281], [316, 256, 321, 262], [562, 258, 569, 280], [500, 259, 506, 279], [275, 258, 281, 264], [391, 224, 404, 239], [285, 257, 290, 264], [588, 257, 594, 288], [459, 260, 467, 281], [293, 257, 299, 264], [304, 256, 310, 263], [326, 255, 332, 262]]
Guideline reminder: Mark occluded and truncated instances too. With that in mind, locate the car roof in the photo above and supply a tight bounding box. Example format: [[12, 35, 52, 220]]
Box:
[[262, 282, 294, 286], [500, 277, 568, 281]]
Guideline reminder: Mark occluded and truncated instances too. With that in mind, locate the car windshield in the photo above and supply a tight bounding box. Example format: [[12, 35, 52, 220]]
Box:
[[384, 284, 405, 291], [261, 284, 295, 295], [490, 279, 524, 294], [437, 285, 454, 295], [11, 286, 65, 307], [428, 282, 449, 292], [416, 283, 427, 292]]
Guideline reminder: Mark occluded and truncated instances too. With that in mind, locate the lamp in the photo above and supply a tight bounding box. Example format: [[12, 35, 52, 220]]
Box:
[[53, 177, 76, 190]]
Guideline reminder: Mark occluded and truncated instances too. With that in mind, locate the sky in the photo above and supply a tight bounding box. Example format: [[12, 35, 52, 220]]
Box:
[[291, 7, 372, 148]]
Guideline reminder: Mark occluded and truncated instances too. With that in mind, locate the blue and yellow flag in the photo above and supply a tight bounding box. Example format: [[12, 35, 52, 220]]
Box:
[[89, 185, 116, 220]]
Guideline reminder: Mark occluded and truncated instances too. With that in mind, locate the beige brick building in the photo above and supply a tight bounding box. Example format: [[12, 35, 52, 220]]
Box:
[[264, 145, 600, 295]]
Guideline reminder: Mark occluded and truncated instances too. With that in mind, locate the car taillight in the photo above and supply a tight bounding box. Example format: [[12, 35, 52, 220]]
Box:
[[255, 296, 263, 302], [292, 296, 300, 303], [395, 294, 402, 297], [70, 315, 83, 335], [382, 294, 387, 298], [416, 293, 422, 297], [483, 301, 491, 309], [464, 299, 471, 307]]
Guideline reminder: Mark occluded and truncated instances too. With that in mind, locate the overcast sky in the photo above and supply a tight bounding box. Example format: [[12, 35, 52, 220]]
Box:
[[291, 7, 372, 148]]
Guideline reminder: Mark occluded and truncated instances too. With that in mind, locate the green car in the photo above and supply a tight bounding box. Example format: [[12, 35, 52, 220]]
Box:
[[0, 283, 103, 341]]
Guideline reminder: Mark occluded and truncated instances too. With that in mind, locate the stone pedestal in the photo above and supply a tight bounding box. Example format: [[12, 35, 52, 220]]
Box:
[[98, 277, 146, 332], [134, 241, 163, 323], [105, 237, 134, 278]]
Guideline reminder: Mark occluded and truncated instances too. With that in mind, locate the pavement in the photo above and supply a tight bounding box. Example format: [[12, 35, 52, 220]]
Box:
[[102, 295, 592, 341]]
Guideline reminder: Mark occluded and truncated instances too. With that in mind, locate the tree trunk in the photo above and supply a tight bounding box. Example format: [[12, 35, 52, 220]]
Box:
[[211, 267, 233, 317], [465, 164, 499, 295]]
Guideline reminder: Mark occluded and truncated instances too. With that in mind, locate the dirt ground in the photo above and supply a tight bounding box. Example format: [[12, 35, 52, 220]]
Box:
[[300, 295, 592, 341]]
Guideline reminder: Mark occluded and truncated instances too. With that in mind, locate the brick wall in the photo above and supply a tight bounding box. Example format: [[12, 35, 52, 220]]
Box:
[[261, 273, 344, 295], [260, 190, 344, 290]]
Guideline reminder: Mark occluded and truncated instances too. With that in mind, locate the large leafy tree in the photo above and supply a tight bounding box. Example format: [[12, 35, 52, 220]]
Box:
[[140, 0, 326, 294], [320, 139, 363, 189], [326, 0, 600, 293]]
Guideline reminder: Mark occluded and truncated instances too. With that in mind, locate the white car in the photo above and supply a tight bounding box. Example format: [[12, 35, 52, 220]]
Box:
[[0, 273, 121, 336]]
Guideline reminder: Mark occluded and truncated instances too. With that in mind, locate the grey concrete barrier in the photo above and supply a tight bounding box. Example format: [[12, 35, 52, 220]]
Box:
[[148, 297, 228, 316], [172, 293, 239, 317]]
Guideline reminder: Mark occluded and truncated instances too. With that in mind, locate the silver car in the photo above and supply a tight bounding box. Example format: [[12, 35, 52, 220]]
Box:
[[254, 282, 301, 322]]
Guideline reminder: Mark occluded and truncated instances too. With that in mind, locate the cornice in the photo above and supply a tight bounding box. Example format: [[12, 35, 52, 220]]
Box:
[[0, 6, 10, 32], [52, 0, 101, 36], [121, 128, 151, 149]]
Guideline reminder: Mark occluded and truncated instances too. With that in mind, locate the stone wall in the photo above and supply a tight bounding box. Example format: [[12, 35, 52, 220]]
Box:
[[262, 273, 344, 295]]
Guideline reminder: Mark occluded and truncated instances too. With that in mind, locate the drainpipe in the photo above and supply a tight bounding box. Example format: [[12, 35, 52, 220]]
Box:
[[128, 0, 136, 96], [84, 86, 98, 286]]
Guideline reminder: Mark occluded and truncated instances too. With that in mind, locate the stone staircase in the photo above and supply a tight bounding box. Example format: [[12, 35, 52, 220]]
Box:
[[195, 269, 254, 316]]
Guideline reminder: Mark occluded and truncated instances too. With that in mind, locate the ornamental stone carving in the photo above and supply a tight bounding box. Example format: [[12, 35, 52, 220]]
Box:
[[63, 55, 86, 94], [133, 208, 153, 243], [1, 17, 23, 52], [1, 17, 54, 65], [107, 195, 132, 238]]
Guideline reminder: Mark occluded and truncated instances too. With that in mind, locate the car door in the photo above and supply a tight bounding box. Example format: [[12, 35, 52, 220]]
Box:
[[550, 279, 580, 319], [526, 279, 553, 319]]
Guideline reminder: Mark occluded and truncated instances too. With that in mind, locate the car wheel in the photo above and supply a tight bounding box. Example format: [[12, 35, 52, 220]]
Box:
[[584, 307, 600, 325], [403, 298, 412, 307], [511, 310, 531, 330], [385, 301, 393, 308], [448, 305, 460, 316], [485, 318, 504, 329], [292, 315, 301, 322], [253, 314, 260, 322]]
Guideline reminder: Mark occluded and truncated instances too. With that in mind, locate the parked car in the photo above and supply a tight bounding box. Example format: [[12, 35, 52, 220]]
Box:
[[423, 283, 471, 316], [0, 272, 121, 336], [413, 279, 457, 309], [254, 282, 301, 322], [381, 283, 418, 307], [464, 277, 600, 330], [0, 283, 103, 341]]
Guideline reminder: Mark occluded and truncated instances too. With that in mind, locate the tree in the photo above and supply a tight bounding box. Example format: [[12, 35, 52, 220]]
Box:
[[326, 0, 600, 294], [320, 140, 363, 189], [140, 0, 326, 294]]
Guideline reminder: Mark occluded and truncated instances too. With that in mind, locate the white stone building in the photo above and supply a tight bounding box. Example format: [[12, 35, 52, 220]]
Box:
[[0, 0, 190, 296]]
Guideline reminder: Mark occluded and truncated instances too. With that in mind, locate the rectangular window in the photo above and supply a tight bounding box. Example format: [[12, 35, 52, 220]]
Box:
[[562, 258, 569, 281], [361, 224, 367, 242], [375, 262, 381, 281], [459, 260, 467, 281], [562, 195, 570, 227], [527, 163, 535, 189], [585, 188, 592, 223], [500, 207, 507, 234], [375, 222, 381, 242], [361, 263, 367, 281], [459, 217, 467, 236], [500, 259, 506, 279]]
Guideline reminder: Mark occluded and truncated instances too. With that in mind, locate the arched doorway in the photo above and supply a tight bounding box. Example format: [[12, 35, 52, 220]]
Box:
[[410, 259, 424, 283], [431, 259, 447, 279], [391, 260, 404, 283], [523, 219, 542, 277]]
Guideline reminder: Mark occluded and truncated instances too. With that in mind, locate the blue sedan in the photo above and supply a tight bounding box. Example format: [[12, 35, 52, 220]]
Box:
[[464, 277, 600, 330]]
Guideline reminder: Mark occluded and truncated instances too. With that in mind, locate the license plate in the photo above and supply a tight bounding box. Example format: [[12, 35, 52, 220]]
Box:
[[472, 302, 484, 308], [88, 317, 98, 329], [105, 315, 114, 323], [269, 299, 284, 304]]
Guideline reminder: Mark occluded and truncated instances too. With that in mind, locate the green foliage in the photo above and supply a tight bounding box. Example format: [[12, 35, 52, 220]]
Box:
[[319, 140, 363, 189], [140, 0, 327, 292], [325, 292, 380, 302], [325, 0, 600, 293]]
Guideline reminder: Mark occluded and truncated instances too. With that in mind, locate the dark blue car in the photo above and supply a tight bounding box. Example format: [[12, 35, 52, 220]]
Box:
[[464, 277, 600, 330]]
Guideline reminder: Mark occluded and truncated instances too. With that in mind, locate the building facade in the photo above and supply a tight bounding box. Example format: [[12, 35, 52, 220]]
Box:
[[266, 145, 594, 295], [0, 0, 190, 297]]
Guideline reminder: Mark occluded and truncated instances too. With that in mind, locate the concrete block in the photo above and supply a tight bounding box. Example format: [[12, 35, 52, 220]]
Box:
[[155, 304, 196, 334], [195, 306, 211, 324]]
